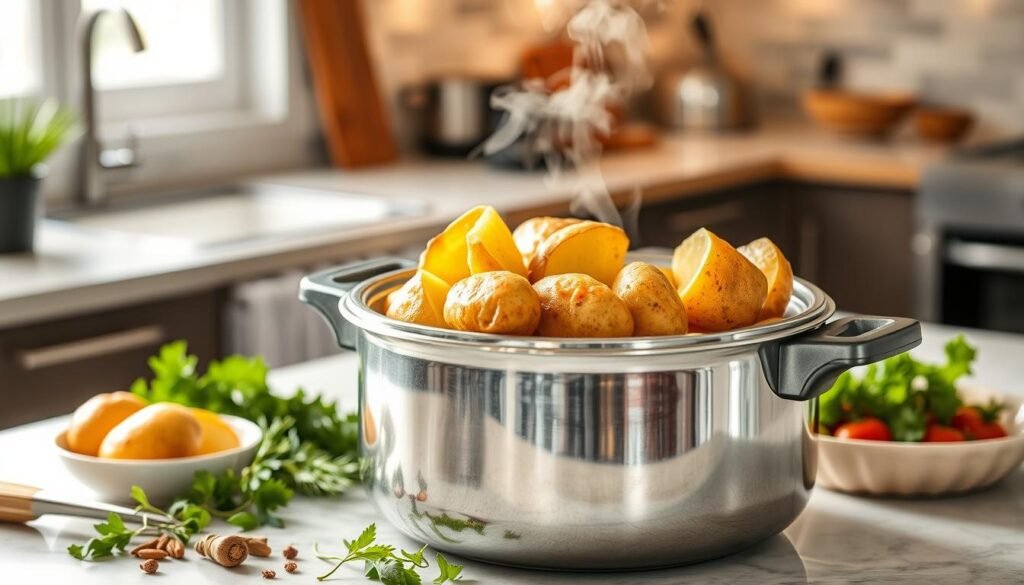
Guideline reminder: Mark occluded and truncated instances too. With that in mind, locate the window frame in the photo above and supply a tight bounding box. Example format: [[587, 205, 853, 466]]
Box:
[[27, 0, 320, 205]]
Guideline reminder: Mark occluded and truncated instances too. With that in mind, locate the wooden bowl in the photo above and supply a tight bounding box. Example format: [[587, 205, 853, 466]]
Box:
[[802, 89, 916, 138], [914, 107, 974, 143]]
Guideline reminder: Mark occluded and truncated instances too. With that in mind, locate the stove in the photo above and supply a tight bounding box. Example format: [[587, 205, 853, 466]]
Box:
[[915, 140, 1024, 333]]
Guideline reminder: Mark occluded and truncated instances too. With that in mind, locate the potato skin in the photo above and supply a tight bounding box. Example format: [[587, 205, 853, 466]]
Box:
[[98, 403, 202, 460], [511, 217, 581, 265], [612, 262, 688, 336], [386, 271, 447, 328], [533, 274, 634, 338], [444, 271, 541, 335], [66, 391, 147, 456]]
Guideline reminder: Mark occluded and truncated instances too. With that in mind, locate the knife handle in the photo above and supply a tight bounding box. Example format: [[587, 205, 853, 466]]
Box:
[[0, 481, 41, 523]]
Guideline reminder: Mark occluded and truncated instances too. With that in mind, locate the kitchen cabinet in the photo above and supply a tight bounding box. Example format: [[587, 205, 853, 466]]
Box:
[[0, 292, 220, 429], [794, 184, 914, 316], [637, 181, 799, 260]]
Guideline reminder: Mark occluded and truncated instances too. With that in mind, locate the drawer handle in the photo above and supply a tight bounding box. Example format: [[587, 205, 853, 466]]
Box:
[[14, 325, 166, 371]]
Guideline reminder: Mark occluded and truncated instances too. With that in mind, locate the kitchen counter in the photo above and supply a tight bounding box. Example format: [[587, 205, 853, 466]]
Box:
[[1, 321, 1022, 584], [0, 123, 948, 329]]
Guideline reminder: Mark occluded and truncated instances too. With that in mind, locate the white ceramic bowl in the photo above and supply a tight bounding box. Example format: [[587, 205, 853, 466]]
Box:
[[55, 414, 262, 503], [816, 386, 1024, 496]]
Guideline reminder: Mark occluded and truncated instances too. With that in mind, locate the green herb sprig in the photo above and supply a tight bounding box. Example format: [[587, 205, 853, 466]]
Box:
[[68, 485, 208, 561], [314, 523, 464, 584]]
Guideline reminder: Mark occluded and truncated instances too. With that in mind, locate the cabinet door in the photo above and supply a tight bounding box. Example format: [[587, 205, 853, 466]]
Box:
[[637, 182, 798, 260], [796, 185, 913, 316], [0, 292, 220, 429]]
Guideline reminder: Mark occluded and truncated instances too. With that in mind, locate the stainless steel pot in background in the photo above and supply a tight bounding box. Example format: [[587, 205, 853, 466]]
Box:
[[402, 76, 509, 157], [300, 257, 920, 569]]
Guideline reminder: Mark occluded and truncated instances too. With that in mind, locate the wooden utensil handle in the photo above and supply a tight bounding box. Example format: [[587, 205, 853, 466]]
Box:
[[0, 481, 40, 523]]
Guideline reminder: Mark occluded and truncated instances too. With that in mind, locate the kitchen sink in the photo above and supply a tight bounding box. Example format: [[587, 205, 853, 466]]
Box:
[[48, 184, 427, 248]]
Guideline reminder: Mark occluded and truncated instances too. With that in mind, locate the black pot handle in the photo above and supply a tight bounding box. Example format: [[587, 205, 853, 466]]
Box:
[[299, 257, 416, 350], [759, 316, 922, 401]]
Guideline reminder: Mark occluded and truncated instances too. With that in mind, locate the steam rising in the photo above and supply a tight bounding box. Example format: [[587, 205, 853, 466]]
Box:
[[480, 0, 656, 236]]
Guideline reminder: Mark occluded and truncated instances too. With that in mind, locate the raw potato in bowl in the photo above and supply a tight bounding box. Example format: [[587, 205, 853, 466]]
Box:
[[613, 262, 688, 336], [444, 271, 541, 335], [534, 273, 634, 338]]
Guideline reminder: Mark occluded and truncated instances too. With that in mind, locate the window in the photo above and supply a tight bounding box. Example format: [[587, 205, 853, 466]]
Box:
[[0, 1, 40, 98], [1, 0, 318, 201], [84, 0, 226, 90]]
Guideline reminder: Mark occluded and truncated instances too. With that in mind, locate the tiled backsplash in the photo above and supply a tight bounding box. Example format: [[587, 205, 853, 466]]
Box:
[[365, 0, 1024, 138], [698, 0, 1024, 135]]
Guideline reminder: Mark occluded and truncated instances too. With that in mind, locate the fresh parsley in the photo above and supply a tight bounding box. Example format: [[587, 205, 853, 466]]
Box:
[[314, 523, 464, 584], [820, 335, 977, 441], [128, 342, 360, 529]]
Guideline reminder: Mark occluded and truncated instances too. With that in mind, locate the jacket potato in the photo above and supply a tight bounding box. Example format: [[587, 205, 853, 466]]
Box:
[[533, 273, 634, 337], [444, 271, 541, 335]]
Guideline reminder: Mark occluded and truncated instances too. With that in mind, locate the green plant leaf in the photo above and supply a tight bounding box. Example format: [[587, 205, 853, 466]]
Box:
[[227, 511, 260, 531]]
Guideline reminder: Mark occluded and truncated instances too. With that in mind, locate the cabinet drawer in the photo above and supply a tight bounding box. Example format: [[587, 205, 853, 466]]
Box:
[[0, 292, 220, 429]]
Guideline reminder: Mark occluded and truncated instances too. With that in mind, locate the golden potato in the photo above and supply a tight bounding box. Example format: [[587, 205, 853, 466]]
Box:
[[443, 271, 541, 335], [657, 265, 676, 287], [738, 237, 794, 320], [66, 392, 147, 456], [191, 408, 240, 455], [533, 273, 634, 337], [673, 228, 767, 332], [419, 206, 487, 284], [528, 221, 629, 286], [386, 270, 450, 328], [511, 216, 582, 265], [467, 207, 528, 277], [98, 403, 202, 460], [612, 262, 688, 336]]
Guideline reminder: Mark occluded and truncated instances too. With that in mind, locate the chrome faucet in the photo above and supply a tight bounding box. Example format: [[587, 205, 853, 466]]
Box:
[[79, 8, 147, 206]]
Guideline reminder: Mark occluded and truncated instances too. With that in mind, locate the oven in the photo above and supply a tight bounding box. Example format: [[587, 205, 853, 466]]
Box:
[[915, 141, 1024, 334]]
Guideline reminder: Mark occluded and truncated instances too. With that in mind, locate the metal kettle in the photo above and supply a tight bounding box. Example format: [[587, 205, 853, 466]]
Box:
[[656, 11, 752, 130]]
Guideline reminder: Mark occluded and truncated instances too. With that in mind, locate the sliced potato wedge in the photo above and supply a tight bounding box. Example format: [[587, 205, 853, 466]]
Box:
[[419, 206, 487, 284], [673, 228, 767, 332], [738, 237, 794, 320], [467, 207, 528, 277], [528, 221, 629, 286], [511, 216, 582, 265]]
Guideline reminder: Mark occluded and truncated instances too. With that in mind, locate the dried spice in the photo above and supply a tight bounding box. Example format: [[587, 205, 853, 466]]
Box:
[[195, 534, 248, 568], [140, 559, 159, 574]]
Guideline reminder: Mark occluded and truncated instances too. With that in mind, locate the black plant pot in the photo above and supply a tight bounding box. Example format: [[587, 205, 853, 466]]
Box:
[[0, 175, 42, 253]]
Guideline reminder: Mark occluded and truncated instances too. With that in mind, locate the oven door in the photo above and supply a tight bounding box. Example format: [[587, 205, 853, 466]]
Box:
[[942, 238, 1024, 334]]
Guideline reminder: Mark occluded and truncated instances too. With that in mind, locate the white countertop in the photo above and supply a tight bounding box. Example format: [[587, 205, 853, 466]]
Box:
[[1, 320, 1022, 584], [0, 123, 947, 328]]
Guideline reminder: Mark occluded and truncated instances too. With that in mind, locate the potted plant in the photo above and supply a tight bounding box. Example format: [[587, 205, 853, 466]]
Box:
[[0, 99, 78, 253]]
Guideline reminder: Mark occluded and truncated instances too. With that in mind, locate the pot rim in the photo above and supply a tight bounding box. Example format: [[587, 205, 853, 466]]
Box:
[[339, 267, 837, 355]]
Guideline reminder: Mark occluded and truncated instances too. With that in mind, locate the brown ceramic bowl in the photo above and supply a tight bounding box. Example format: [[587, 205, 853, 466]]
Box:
[[802, 89, 916, 138], [914, 107, 974, 143]]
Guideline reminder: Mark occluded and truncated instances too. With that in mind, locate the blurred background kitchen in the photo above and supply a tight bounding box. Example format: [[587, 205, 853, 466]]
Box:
[[2, 0, 1024, 427]]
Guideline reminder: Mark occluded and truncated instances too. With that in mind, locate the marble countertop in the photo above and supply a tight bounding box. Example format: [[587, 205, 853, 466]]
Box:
[[1, 321, 1022, 584], [0, 123, 948, 329]]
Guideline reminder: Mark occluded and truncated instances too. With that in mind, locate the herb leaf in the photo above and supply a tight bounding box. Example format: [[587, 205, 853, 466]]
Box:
[[434, 553, 463, 583]]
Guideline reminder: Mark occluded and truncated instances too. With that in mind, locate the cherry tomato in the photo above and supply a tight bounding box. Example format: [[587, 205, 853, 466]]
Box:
[[835, 418, 892, 441], [951, 407, 985, 436], [972, 422, 1008, 440], [923, 424, 965, 442]]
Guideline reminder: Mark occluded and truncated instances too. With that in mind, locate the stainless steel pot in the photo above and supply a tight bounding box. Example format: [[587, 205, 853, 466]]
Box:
[[299, 256, 921, 570]]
